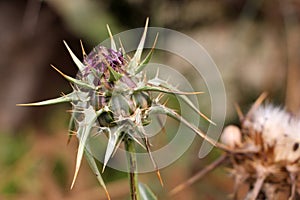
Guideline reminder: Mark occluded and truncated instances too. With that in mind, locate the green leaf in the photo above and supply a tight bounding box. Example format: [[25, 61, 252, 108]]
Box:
[[108, 66, 123, 82], [17, 92, 74, 106], [84, 149, 111, 200], [63, 40, 85, 72], [138, 183, 157, 200], [51, 65, 96, 89], [135, 33, 159, 74], [17, 90, 91, 107]]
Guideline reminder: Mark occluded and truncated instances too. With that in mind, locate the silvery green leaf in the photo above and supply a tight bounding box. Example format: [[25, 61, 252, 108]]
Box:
[[139, 183, 157, 200], [84, 149, 111, 200], [106, 24, 117, 51], [64, 40, 85, 72], [135, 33, 158, 75], [17, 92, 74, 106], [110, 93, 132, 117], [102, 126, 124, 172], [71, 106, 104, 189], [127, 18, 149, 73], [51, 65, 96, 89]]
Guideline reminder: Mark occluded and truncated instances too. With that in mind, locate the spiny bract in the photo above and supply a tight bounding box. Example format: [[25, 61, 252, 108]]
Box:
[[18, 19, 216, 199]]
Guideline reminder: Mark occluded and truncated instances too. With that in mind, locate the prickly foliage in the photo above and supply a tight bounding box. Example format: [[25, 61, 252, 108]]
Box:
[[18, 19, 216, 199]]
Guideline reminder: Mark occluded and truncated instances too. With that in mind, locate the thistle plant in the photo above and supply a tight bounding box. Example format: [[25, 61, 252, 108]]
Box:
[[18, 18, 222, 200]]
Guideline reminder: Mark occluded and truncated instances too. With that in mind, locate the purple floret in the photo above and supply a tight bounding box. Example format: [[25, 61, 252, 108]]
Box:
[[83, 46, 124, 75]]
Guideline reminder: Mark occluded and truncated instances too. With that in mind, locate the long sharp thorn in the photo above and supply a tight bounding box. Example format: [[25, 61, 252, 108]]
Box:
[[197, 110, 215, 125], [63, 40, 85, 72], [51, 64, 67, 77], [157, 170, 164, 186], [247, 92, 268, 117], [143, 132, 164, 186], [133, 17, 149, 62], [16, 94, 72, 106]]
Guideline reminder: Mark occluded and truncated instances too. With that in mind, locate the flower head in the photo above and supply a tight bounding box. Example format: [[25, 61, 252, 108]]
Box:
[[18, 19, 216, 199]]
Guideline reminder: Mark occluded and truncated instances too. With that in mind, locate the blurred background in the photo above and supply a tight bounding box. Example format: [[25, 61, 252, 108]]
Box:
[[1, 0, 300, 199]]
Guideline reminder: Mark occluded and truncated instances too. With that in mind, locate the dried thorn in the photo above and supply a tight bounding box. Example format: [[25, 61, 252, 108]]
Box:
[[80, 40, 87, 58], [155, 93, 165, 102], [162, 98, 169, 106], [247, 92, 268, 117], [234, 102, 244, 122], [144, 135, 164, 186], [197, 110, 216, 126], [169, 154, 227, 196], [105, 189, 111, 200], [156, 170, 164, 187]]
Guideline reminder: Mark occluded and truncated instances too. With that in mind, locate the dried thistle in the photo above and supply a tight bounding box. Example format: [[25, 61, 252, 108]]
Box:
[[172, 92, 300, 200]]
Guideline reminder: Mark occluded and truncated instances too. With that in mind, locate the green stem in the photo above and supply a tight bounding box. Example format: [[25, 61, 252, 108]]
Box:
[[125, 137, 140, 200]]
